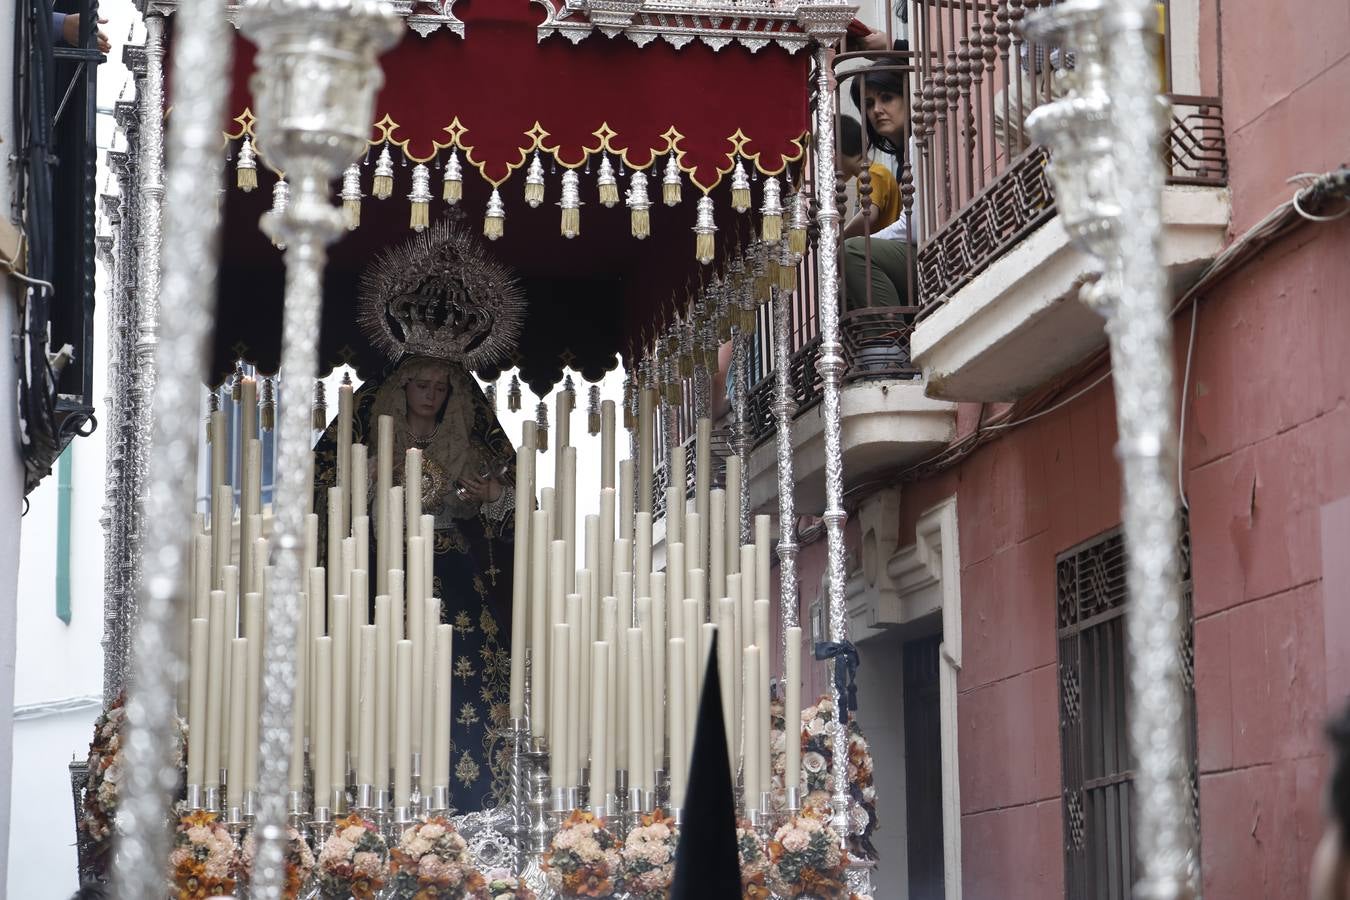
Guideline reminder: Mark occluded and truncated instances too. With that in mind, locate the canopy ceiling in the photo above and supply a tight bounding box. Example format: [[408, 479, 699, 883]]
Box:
[[197, 1, 811, 393]]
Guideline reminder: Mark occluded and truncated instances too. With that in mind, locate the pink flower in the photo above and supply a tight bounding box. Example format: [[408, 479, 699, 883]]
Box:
[[780, 828, 810, 853], [353, 850, 383, 877]]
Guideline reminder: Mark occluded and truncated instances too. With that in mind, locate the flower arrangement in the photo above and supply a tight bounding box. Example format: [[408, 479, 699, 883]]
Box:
[[619, 809, 677, 899], [81, 691, 187, 876], [542, 809, 624, 898], [167, 810, 237, 899], [317, 813, 390, 899], [766, 807, 849, 899], [482, 868, 538, 900], [736, 821, 771, 900], [388, 816, 489, 899], [771, 695, 879, 861], [235, 824, 315, 900]]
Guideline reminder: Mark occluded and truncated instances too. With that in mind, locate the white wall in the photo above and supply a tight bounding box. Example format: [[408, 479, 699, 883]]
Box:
[[856, 629, 908, 899], [5, 1, 139, 895]]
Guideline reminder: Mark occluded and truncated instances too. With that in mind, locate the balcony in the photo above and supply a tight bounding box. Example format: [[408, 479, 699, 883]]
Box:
[[892, 0, 1230, 401]]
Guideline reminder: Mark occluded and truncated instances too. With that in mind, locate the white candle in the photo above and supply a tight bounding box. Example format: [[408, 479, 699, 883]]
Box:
[[716, 600, 737, 775], [375, 595, 392, 793], [743, 645, 760, 811], [601, 596, 619, 797], [337, 378, 353, 533], [209, 409, 227, 587], [668, 544, 685, 626], [331, 593, 350, 798], [725, 456, 742, 572], [709, 490, 726, 603], [307, 571, 325, 750], [327, 486, 344, 610], [785, 626, 802, 796], [228, 638, 249, 811], [566, 593, 583, 788], [187, 618, 209, 788], [240, 442, 261, 598], [563, 446, 577, 594], [550, 622, 571, 785], [421, 513, 434, 593], [193, 534, 212, 622], [682, 598, 700, 761], [314, 637, 333, 811], [390, 567, 405, 644], [600, 399, 616, 490], [668, 638, 687, 808], [349, 570, 368, 754], [637, 387, 654, 514], [405, 448, 422, 541], [651, 577, 666, 770], [549, 541, 568, 700], [394, 639, 412, 808], [598, 488, 615, 608], [577, 571, 593, 764], [358, 625, 377, 786], [376, 416, 394, 595], [303, 514, 319, 582], [388, 486, 404, 589], [509, 432, 536, 720], [351, 444, 368, 538], [555, 385, 574, 537], [530, 510, 550, 739], [407, 538, 425, 751], [694, 418, 711, 558], [243, 591, 263, 793], [666, 487, 683, 545], [590, 640, 610, 811], [755, 516, 772, 602], [618, 460, 635, 546], [614, 540, 633, 603], [221, 567, 240, 770], [699, 621, 718, 714], [433, 624, 453, 788], [205, 590, 226, 789], [636, 596, 654, 783], [741, 545, 758, 663], [240, 376, 258, 447], [289, 592, 308, 793], [686, 513, 702, 576], [354, 516, 370, 587], [635, 513, 652, 600], [421, 596, 439, 766], [341, 537, 355, 602], [211, 485, 231, 592], [754, 599, 772, 793], [727, 573, 743, 763], [626, 627, 647, 791], [250, 532, 267, 599], [689, 568, 706, 620]]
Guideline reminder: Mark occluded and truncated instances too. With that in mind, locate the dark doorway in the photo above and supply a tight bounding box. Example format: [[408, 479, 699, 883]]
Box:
[[903, 634, 945, 899]]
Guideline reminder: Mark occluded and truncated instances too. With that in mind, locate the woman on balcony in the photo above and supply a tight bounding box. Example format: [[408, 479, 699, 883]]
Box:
[[841, 63, 915, 311]]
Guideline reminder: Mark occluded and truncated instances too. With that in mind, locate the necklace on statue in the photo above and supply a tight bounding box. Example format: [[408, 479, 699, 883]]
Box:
[[408, 423, 439, 449]]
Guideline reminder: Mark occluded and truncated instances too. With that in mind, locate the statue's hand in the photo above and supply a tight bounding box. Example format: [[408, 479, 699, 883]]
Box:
[[457, 475, 503, 503]]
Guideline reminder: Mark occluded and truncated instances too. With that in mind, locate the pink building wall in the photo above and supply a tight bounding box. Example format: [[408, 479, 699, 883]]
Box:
[[787, 2, 1350, 893]]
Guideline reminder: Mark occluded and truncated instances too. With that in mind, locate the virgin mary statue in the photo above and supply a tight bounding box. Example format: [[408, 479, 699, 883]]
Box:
[[312, 220, 526, 813]]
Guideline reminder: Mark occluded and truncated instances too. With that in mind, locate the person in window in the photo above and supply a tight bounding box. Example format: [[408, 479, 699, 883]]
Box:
[[52, 11, 111, 53], [838, 114, 901, 237], [841, 62, 915, 311]]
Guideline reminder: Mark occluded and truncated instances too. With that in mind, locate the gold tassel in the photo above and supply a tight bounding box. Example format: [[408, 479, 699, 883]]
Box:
[[260, 379, 275, 431], [632, 207, 650, 239], [372, 146, 395, 200], [507, 375, 522, 412], [662, 155, 682, 207], [694, 195, 716, 265], [695, 231, 715, 266], [778, 259, 797, 292], [599, 181, 620, 207], [561, 207, 580, 239], [484, 188, 505, 241], [341, 164, 362, 231], [444, 178, 462, 203], [409, 163, 432, 233], [789, 226, 807, 255], [525, 180, 545, 207], [410, 202, 429, 231], [730, 160, 751, 213], [762, 213, 782, 243], [535, 401, 550, 452], [236, 137, 258, 192], [766, 254, 781, 293], [525, 152, 546, 207], [313, 381, 327, 430], [443, 150, 464, 203]]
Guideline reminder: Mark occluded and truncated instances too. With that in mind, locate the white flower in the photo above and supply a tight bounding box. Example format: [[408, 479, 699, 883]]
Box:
[[803, 751, 827, 774], [806, 717, 826, 736]]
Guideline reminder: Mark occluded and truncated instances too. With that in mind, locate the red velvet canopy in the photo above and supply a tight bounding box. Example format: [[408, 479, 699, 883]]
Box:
[[199, 1, 810, 392]]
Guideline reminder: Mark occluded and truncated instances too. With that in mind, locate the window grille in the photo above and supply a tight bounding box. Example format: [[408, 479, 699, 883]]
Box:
[[1056, 515, 1197, 899]]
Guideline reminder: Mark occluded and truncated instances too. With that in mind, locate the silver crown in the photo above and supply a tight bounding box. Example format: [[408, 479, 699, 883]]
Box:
[[357, 219, 526, 369]]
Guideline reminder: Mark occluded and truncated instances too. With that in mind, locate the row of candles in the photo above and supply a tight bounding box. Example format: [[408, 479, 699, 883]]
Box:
[[179, 373, 806, 824]]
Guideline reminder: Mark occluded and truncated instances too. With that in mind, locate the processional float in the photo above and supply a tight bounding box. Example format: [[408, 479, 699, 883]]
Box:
[[94, 0, 1195, 895], [97, 0, 878, 897]]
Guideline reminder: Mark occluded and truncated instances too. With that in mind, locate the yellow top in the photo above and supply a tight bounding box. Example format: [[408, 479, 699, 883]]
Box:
[[858, 162, 901, 231]]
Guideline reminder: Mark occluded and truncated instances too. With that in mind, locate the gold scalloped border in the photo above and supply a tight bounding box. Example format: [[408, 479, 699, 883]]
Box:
[[224, 108, 806, 192]]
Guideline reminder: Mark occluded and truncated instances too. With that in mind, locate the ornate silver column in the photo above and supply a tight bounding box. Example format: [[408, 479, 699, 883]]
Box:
[[236, 2, 400, 896], [1026, 2, 1196, 897], [796, 3, 854, 841], [113, 0, 233, 894], [730, 318, 750, 545], [771, 286, 798, 671]]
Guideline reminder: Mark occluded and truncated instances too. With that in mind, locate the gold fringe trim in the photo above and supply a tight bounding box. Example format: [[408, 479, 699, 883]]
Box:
[[663, 182, 681, 207], [599, 183, 620, 207], [788, 227, 807, 255], [237, 167, 257, 193], [343, 198, 361, 231], [484, 214, 504, 241], [444, 179, 463, 204], [631, 208, 650, 240], [373, 174, 394, 200], [732, 188, 751, 213], [525, 182, 544, 207], [778, 262, 797, 293]]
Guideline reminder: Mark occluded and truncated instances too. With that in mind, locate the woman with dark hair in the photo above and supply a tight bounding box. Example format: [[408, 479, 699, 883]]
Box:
[[839, 60, 915, 311]]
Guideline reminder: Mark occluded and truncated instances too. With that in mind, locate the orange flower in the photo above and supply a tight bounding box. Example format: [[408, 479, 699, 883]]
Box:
[[640, 808, 673, 829]]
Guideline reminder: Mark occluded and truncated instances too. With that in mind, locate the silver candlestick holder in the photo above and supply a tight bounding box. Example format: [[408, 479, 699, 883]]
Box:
[[185, 784, 204, 812], [310, 805, 333, 849], [285, 789, 307, 832], [409, 752, 423, 816], [426, 785, 450, 817], [525, 740, 551, 855]]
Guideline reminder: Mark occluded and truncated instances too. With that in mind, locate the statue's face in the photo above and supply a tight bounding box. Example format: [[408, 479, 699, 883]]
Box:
[[405, 369, 449, 420]]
